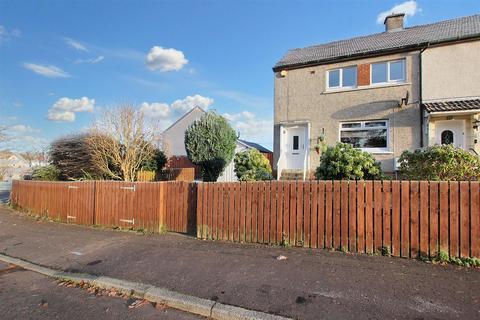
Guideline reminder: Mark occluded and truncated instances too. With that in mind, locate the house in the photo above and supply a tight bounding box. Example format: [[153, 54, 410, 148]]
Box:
[[161, 106, 273, 181], [273, 13, 480, 179], [0, 152, 31, 181]]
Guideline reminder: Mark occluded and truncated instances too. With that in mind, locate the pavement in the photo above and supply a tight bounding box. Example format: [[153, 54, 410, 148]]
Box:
[[0, 206, 479, 320], [0, 260, 203, 320]]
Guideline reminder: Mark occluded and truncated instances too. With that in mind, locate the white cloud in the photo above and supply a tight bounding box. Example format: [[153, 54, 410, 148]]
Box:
[[171, 95, 214, 112], [10, 124, 37, 133], [223, 110, 255, 122], [145, 46, 188, 72], [376, 1, 420, 24], [75, 55, 104, 64], [47, 97, 95, 122], [140, 102, 170, 118], [0, 25, 21, 44], [22, 63, 70, 78], [222, 111, 272, 147], [64, 37, 89, 51], [141, 94, 214, 121]]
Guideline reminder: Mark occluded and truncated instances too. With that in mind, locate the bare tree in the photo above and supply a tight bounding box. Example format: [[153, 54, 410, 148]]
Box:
[[0, 126, 7, 143], [0, 166, 8, 181], [87, 105, 159, 182]]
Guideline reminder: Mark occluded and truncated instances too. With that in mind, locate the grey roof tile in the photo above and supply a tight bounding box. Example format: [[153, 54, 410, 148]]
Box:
[[423, 99, 480, 112], [274, 14, 480, 70]]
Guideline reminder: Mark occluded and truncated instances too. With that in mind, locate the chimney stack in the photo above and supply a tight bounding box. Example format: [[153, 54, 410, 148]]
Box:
[[384, 13, 405, 32]]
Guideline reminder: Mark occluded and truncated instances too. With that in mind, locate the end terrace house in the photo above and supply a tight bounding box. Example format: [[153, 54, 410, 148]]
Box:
[[273, 13, 480, 179]]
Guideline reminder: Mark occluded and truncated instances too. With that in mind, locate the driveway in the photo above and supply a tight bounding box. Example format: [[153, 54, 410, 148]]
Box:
[[0, 207, 479, 320]]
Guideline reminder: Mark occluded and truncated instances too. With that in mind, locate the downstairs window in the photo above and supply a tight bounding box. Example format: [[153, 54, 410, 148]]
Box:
[[340, 120, 389, 152]]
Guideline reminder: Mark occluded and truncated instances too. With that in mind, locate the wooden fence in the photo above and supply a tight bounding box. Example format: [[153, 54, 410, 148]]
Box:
[[197, 180, 480, 259], [10, 179, 480, 259], [10, 180, 196, 234]]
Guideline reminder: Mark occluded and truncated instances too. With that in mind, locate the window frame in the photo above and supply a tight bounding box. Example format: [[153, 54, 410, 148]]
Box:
[[339, 120, 390, 153], [370, 59, 406, 85], [326, 65, 358, 90]]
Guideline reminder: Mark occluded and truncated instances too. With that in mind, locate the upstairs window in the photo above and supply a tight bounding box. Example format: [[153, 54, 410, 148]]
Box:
[[371, 59, 405, 84], [340, 120, 389, 152], [327, 66, 357, 89]]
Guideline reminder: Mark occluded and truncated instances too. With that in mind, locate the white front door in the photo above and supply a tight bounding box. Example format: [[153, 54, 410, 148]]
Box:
[[285, 127, 307, 169], [435, 120, 465, 149]]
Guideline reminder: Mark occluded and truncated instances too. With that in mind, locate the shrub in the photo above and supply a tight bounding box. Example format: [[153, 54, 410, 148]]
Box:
[[185, 111, 237, 182], [32, 165, 60, 181], [140, 149, 167, 172], [398, 144, 480, 181], [315, 142, 383, 180], [234, 148, 273, 181], [50, 133, 102, 180]]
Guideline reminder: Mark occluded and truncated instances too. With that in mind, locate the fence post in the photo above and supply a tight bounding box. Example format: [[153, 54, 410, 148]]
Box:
[[159, 182, 166, 233]]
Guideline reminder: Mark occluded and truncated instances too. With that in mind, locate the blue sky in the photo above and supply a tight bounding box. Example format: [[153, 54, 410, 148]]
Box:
[[1, 0, 479, 151]]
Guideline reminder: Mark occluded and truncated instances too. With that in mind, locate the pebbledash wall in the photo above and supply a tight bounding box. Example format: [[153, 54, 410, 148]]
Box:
[[10, 179, 480, 260], [422, 40, 480, 154], [274, 51, 421, 173]]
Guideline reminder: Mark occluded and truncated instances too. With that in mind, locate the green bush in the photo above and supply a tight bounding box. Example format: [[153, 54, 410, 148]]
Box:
[[32, 165, 60, 181], [141, 149, 167, 172], [315, 142, 383, 180], [398, 144, 480, 181], [234, 148, 273, 181], [184, 111, 237, 182]]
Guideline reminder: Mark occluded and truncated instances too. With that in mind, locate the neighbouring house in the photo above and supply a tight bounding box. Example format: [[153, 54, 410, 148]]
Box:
[[161, 106, 273, 181], [217, 139, 273, 182], [0, 152, 31, 181], [273, 13, 480, 179]]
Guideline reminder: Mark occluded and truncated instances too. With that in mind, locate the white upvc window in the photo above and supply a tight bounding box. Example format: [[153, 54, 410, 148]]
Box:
[[327, 66, 357, 90], [371, 59, 405, 85], [339, 120, 389, 153]]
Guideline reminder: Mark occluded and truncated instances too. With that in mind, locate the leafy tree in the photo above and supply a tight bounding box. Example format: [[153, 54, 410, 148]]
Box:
[[50, 134, 102, 180], [140, 149, 167, 172], [32, 165, 60, 181], [234, 148, 273, 181], [315, 142, 383, 180], [399, 144, 480, 181], [184, 111, 236, 181]]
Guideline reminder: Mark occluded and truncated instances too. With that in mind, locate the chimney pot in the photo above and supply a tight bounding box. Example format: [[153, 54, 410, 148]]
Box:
[[384, 13, 405, 32]]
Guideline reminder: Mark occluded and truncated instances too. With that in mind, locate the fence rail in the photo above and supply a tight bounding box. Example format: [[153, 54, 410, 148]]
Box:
[[10, 179, 480, 259]]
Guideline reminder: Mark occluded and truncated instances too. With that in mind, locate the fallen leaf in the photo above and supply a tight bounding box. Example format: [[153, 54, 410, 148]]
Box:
[[128, 299, 149, 309]]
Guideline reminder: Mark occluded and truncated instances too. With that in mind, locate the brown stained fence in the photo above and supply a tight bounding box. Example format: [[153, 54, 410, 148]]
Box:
[[10, 180, 480, 259], [11, 180, 195, 234], [163, 181, 197, 233], [197, 180, 480, 259], [10, 180, 95, 225]]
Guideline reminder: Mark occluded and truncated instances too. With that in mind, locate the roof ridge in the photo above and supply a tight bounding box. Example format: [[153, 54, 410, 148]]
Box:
[[284, 14, 480, 54], [275, 14, 480, 70]]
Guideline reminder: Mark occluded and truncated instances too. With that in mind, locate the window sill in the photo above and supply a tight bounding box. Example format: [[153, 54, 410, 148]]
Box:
[[323, 82, 410, 94], [365, 151, 394, 155]]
